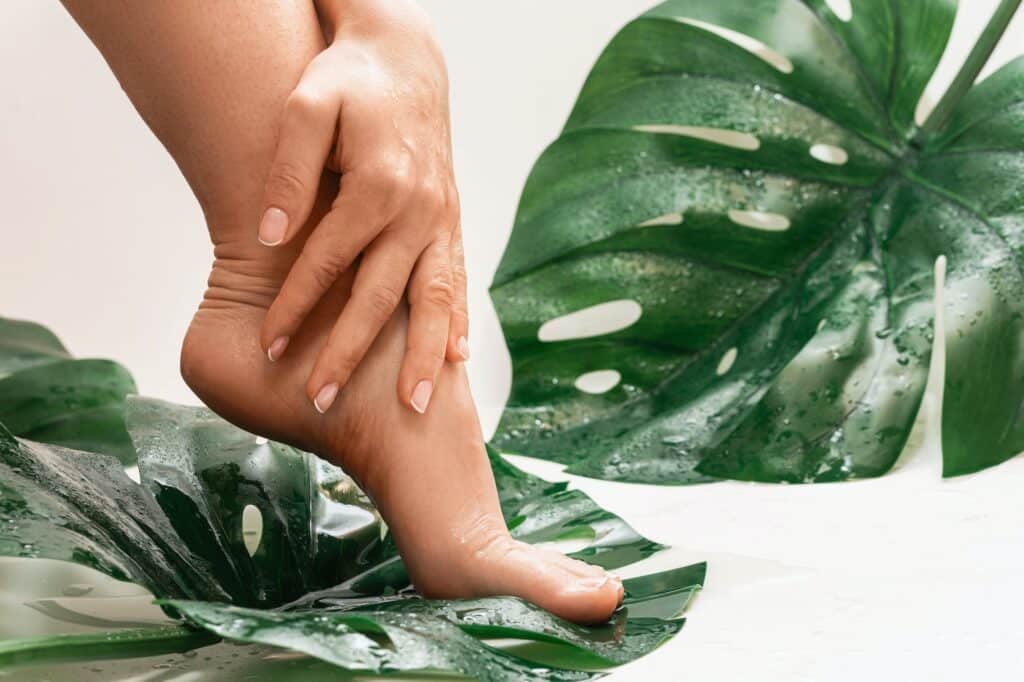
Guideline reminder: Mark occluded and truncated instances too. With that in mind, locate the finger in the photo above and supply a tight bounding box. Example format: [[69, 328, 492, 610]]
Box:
[[259, 168, 413, 360], [258, 68, 343, 247], [259, 210, 375, 360], [307, 234, 421, 413], [445, 221, 470, 362], [399, 238, 454, 414]]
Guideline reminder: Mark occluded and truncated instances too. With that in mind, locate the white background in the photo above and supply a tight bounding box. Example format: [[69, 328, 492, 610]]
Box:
[[2, 1, 1024, 680]]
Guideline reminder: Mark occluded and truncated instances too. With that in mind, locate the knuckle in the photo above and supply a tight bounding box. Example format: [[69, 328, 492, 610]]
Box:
[[305, 253, 342, 291], [415, 272, 454, 308], [319, 236, 354, 271], [449, 230, 465, 259], [285, 89, 330, 119], [450, 260, 467, 288], [360, 165, 409, 204], [417, 182, 447, 216], [363, 283, 403, 319], [266, 161, 309, 202], [391, 161, 418, 197], [332, 351, 360, 382]]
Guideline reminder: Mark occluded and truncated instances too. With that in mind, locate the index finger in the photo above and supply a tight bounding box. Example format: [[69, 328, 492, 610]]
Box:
[[258, 68, 343, 246]]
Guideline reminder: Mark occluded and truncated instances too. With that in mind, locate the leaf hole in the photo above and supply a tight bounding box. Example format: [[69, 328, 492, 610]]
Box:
[[824, 0, 853, 22], [728, 209, 790, 232], [716, 347, 738, 376], [241, 504, 263, 557], [574, 369, 622, 395], [638, 212, 684, 227], [809, 143, 849, 165], [674, 17, 794, 74], [538, 299, 642, 342], [633, 125, 760, 151]]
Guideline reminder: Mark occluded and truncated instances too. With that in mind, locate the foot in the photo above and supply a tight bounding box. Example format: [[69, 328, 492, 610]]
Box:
[[180, 241, 622, 623]]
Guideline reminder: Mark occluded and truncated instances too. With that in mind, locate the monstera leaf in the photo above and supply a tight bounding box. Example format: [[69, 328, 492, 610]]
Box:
[[162, 564, 705, 681], [491, 0, 1024, 483], [0, 317, 703, 678], [0, 318, 137, 464]]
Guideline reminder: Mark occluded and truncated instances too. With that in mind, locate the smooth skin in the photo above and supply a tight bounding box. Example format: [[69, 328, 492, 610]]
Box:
[[60, 0, 622, 623]]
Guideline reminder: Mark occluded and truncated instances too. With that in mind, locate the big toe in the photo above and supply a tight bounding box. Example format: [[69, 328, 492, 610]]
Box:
[[477, 541, 623, 624]]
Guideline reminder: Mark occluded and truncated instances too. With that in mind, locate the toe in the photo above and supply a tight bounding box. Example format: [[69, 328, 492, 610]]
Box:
[[482, 541, 623, 624], [545, 566, 623, 623], [541, 549, 609, 579]]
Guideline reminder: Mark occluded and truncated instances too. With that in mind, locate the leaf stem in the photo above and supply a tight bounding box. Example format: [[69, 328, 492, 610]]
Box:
[[0, 625, 218, 669], [917, 0, 1023, 141]]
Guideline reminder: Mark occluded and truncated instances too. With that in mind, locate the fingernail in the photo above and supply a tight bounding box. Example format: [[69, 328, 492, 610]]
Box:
[[258, 207, 288, 246], [313, 383, 339, 414], [456, 336, 470, 361], [267, 336, 289, 362], [410, 380, 433, 414]]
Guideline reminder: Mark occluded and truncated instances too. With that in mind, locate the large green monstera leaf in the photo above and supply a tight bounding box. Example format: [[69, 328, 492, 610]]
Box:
[[0, 317, 137, 464], [491, 0, 1024, 483], [0, 317, 703, 678]]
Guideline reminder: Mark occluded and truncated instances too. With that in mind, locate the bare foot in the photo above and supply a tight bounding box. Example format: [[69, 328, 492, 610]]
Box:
[[179, 233, 622, 624]]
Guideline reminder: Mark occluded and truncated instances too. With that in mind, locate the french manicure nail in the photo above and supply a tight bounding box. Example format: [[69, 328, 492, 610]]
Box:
[[267, 336, 289, 362], [258, 207, 288, 246], [456, 336, 470, 361], [314, 383, 339, 414], [411, 380, 433, 414]]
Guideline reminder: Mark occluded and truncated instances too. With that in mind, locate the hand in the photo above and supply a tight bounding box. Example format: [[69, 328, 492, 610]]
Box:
[[256, 0, 468, 415]]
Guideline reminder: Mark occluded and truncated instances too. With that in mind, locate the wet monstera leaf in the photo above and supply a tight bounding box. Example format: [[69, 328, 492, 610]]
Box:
[[0, 318, 702, 678], [127, 397, 389, 607], [490, 0, 1024, 483], [0, 318, 138, 464], [164, 565, 704, 679]]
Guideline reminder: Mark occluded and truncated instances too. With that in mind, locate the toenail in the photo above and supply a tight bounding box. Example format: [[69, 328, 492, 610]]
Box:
[[267, 336, 289, 362], [457, 336, 470, 361], [574, 575, 611, 590], [410, 380, 433, 414], [313, 383, 339, 414], [258, 207, 288, 246]]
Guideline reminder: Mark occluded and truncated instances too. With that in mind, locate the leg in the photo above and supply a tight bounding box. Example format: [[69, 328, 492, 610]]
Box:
[[60, 0, 621, 622]]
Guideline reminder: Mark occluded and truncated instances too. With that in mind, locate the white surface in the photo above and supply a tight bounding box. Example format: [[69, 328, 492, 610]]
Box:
[[2, 1, 1024, 680]]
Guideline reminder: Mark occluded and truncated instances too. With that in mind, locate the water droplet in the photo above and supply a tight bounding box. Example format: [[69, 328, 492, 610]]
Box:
[[62, 583, 94, 597]]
